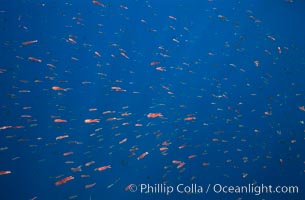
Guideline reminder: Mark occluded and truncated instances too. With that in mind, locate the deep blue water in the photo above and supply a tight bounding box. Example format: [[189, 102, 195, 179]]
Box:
[[0, 0, 305, 200]]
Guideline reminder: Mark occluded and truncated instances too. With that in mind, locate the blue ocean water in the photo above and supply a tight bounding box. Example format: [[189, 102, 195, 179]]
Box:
[[0, 0, 304, 200]]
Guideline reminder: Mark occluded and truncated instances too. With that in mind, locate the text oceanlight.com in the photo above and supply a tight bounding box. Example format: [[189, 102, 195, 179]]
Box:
[[127, 183, 299, 196]]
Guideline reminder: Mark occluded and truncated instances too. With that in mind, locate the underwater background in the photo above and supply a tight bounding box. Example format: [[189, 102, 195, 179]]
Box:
[[0, 0, 305, 199]]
